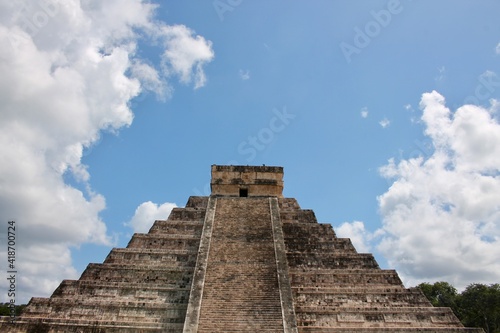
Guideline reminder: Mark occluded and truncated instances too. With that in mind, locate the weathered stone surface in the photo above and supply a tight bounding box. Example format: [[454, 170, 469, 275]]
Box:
[[195, 197, 287, 332], [0, 194, 208, 333], [210, 164, 284, 198], [278, 197, 482, 332], [0, 165, 483, 332]]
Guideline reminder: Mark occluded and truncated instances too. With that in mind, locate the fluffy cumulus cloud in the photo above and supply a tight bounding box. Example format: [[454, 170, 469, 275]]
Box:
[[336, 221, 381, 253], [0, 0, 213, 303], [159, 25, 214, 89], [377, 90, 500, 289], [127, 201, 177, 233]]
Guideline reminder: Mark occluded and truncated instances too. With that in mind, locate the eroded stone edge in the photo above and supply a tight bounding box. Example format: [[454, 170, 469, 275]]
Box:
[[182, 196, 217, 333], [270, 197, 299, 333]]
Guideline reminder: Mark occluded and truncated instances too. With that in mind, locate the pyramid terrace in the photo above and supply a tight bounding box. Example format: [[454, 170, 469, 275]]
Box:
[[0, 165, 483, 332]]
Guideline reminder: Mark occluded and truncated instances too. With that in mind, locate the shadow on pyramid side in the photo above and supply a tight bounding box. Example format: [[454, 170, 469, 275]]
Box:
[[0, 165, 484, 332]]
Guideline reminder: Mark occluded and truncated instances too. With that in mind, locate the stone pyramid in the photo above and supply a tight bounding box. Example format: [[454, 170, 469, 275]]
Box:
[[1, 165, 483, 332]]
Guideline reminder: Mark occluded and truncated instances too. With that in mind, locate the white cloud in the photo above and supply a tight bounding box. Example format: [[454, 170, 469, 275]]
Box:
[[496, 42, 500, 55], [0, 0, 213, 303], [239, 69, 250, 80], [159, 24, 214, 89], [127, 201, 177, 233], [335, 221, 381, 253], [404, 104, 418, 122], [130, 60, 170, 101], [378, 91, 500, 289], [360, 107, 368, 118], [379, 117, 391, 128]]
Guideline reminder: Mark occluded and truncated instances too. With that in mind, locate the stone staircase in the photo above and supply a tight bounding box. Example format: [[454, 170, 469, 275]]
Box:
[[278, 198, 482, 332], [196, 197, 285, 332], [0, 164, 485, 332], [0, 196, 209, 333]]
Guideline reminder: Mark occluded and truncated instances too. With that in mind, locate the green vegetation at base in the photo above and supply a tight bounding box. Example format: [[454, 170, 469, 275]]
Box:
[[418, 282, 500, 333], [0, 303, 26, 317]]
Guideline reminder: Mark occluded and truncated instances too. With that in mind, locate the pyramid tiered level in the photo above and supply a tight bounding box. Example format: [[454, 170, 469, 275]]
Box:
[[0, 165, 483, 332]]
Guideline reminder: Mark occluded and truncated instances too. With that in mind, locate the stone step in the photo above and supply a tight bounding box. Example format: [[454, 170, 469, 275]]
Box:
[[282, 221, 336, 235], [104, 248, 197, 267], [168, 207, 206, 221], [127, 233, 202, 241], [50, 279, 192, 291], [290, 268, 397, 274], [293, 289, 431, 308], [48, 281, 190, 303], [285, 244, 358, 254], [278, 197, 302, 210], [126, 233, 201, 250], [285, 243, 341, 252], [287, 252, 380, 269], [19, 312, 184, 325], [295, 307, 464, 328], [148, 219, 204, 235], [22, 298, 188, 311], [185, 196, 209, 209], [279, 209, 318, 223], [282, 223, 355, 253], [292, 285, 408, 292], [299, 328, 484, 333], [0, 317, 183, 333], [21, 306, 187, 321], [290, 269, 403, 286], [197, 324, 284, 330], [79, 263, 193, 286], [105, 247, 197, 256], [199, 311, 283, 318], [284, 237, 356, 249]]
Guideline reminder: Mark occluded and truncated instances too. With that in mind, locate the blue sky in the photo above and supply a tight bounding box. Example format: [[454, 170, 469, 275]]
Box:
[[1, 0, 500, 303]]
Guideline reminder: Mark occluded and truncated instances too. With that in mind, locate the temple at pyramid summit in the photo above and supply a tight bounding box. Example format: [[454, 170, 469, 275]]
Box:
[[1, 165, 483, 332]]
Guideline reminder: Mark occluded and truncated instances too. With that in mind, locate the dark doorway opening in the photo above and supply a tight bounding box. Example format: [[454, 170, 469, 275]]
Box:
[[239, 188, 248, 197]]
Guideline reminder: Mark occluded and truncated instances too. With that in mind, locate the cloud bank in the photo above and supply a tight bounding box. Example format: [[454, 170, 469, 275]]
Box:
[[0, 0, 213, 303], [377, 90, 500, 289]]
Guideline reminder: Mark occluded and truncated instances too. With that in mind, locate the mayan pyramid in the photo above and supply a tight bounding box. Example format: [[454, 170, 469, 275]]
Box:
[[1, 165, 483, 332]]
